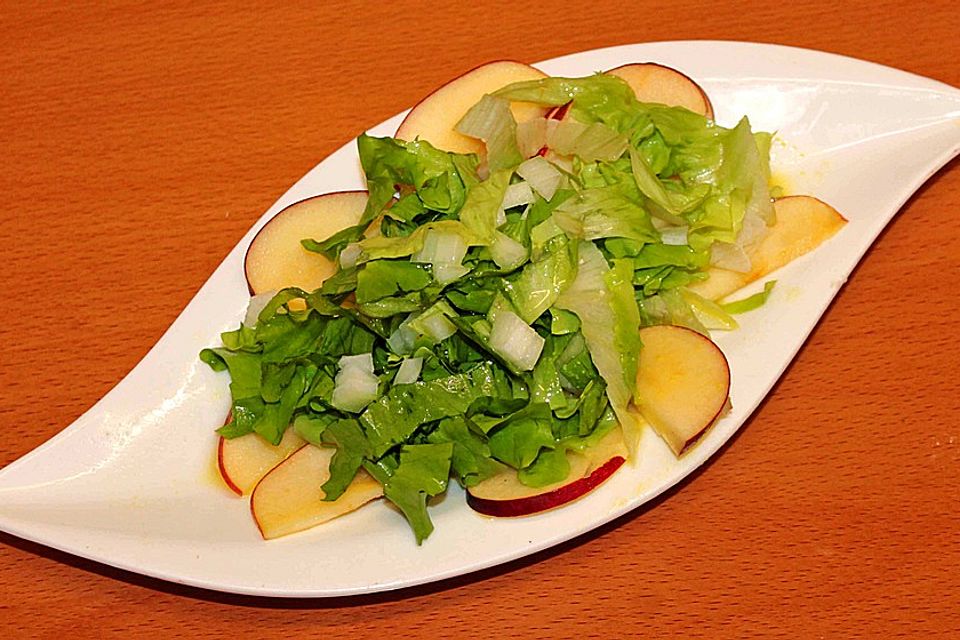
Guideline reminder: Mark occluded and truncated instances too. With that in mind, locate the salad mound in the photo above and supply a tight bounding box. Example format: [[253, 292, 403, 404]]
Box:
[[202, 63, 842, 543]]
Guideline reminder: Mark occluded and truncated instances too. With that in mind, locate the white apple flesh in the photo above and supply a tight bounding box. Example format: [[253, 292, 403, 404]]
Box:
[[218, 428, 306, 496], [607, 63, 714, 118], [244, 190, 367, 295], [634, 325, 731, 455], [686, 196, 847, 301], [250, 444, 384, 540], [395, 60, 549, 155], [466, 424, 627, 517]]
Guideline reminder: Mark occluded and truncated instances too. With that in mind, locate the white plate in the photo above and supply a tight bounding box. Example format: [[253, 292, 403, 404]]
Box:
[[1, 41, 958, 597]]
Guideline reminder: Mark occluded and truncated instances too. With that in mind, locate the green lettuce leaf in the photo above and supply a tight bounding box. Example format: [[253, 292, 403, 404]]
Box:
[[503, 234, 577, 324], [456, 95, 523, 172], [355, 260, 432, 304], [721, 280, 776, 314], [365, 443, 453, 544], [556, 242, 640, 447], [358, 134, 470, 223], [427, 417, 506, 488]]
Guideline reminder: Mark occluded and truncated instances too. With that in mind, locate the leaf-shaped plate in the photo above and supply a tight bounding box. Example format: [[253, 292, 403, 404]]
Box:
[[1, 41, 958, 597]]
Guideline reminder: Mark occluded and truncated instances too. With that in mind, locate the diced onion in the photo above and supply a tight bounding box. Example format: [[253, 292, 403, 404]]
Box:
[[489, 309, 545, 371], [432, 264, 471, 285], [516, 117, 548, 158], [330, 353, 379, 413], [710, 241, 752, 272], [339, 242, 362, 269], [517, 156, 562, 201], [412, 230, 466, 265], [572, 123, 628, 162], [658, 225, 689, 246], [738, 209, 769, 248], [394, 357, 423, 385], [489, 231, 528, 270], [456, 94, 504, 139], [547, 119, 588, 155], [501, 181, 535, 210], [543, 150, 573, 174], [455, 94, 520, 172], [386, 322, 417, 355], [547, 119, 627, 162], [410, 308, 457, 343], [408, 301, 458, 343], [412, 230, 469, 285]]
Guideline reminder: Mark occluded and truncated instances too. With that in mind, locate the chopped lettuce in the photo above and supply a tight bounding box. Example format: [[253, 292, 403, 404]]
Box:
[[555, 242, 640, 447], [202, 68, 779, 542]]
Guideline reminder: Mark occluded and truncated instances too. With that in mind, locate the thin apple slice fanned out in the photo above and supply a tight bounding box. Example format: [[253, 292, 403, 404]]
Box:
[[607, 63, 714, 118], [251, 444, 384, 540], [244, 190, 367, 295], [466, 425, 627, 517], [687, 196, 847, 302], [633, 325, 731, 455], [218, 428, 306, 496], [395, 60, 549, 155]]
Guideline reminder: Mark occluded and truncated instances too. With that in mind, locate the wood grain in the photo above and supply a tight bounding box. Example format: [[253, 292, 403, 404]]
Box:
[[1, 2, 958, 637]]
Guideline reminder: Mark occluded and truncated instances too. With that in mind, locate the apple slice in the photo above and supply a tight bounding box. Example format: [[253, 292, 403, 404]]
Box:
[[686, 196, 847, 301], [466, 425, 627, 517], [218, 428, 306, 496], [244, 190, 367, 295], [395, 60, 549, 155], [250, 444, 383, 540], [634, 325, 731, 455], [607, 63, 714, 118]]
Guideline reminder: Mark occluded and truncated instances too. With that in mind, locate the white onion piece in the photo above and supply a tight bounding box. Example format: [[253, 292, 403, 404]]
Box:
[[489, 231, 528, 270], [658, 225, 689, 246], [412, 310, 457, 343], [330, 353, 379, 413], [394, 357, 423, 385], [412, 230, 469, 285], [489, 309, 544, 371], [516, 117, 548, 158], [710, 241, 752, 273], [386, 322, 417, 355], [432, 264, 471, 285], [738, 209, 769, 249], [412, 230, 466, 265], [338, 353, 374, 371], [339, 242, 362, 269], [547, 119, 588, 155], [517, 156, 562, 201], [501, 181, 535, 210], [543, 150, 573, 175]]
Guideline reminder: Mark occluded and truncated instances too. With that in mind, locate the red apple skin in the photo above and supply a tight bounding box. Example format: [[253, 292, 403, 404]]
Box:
[[216, 411, 243, 496], [217, 436, 244, 496], [633, 325, 731, 455], [545, 102, 571, 121], [648, 400, 728, 457], [536, 101, 572, 157], [466, 455, 626, 517]]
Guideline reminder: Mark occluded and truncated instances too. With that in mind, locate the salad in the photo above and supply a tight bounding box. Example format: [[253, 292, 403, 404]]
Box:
[[201, 61, 845, 543]]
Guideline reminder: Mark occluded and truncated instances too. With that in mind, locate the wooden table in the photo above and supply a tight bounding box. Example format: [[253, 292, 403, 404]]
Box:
[[2, 3, 958, 637]]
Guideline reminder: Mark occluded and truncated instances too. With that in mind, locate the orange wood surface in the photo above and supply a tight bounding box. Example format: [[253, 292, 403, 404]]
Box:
[[1, 2, 958, 638]]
